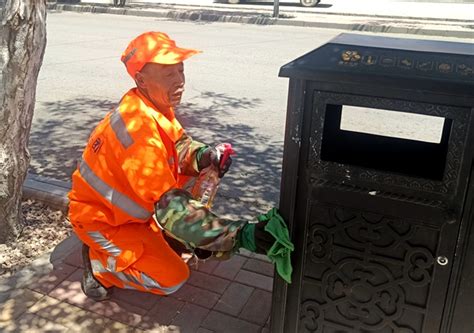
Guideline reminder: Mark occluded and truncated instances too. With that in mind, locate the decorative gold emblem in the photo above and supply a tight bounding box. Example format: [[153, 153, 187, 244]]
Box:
[[341, 50, 361, 62], [438, 63, 453, 73], [457, 64, 473, 76]]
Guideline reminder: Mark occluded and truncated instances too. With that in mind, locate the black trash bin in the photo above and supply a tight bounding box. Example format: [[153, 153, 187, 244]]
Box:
[[272, 34, 474, 333]]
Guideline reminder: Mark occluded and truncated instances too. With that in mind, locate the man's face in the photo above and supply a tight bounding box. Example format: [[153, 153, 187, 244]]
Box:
[[136, 62, 185, 110]]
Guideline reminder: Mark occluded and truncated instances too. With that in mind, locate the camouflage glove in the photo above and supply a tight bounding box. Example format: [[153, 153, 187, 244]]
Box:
[[154, 189, 247, 258], [238, 208, 294, 283], [196, 146, 232, 178]]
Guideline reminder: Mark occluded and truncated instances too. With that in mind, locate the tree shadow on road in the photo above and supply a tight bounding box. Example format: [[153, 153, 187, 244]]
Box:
[[176, 91, 283, 218]]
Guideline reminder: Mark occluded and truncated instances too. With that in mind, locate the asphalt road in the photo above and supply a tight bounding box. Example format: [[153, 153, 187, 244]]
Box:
[[29, 11, 471, 218]]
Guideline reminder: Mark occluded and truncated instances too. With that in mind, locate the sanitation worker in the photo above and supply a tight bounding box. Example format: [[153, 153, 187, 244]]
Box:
[[68, 31, 293, 301]]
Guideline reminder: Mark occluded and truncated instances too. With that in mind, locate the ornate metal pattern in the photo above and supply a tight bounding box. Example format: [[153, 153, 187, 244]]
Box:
[[300, 202, 438, 332], [308, 92, 470, 197], [308, 177, 447, 209]]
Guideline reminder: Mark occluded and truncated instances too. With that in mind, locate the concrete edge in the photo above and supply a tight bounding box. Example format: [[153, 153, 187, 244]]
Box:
[[47, 3, 474, 39], [23, 173, 70, 212]]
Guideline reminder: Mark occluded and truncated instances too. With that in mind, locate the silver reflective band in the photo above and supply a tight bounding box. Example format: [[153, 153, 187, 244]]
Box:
[[114, 272, 139, 290], [90, 260, 185, 294], [141, 273, 186, 294], [87, 231, 122, 257], [91, 259, 136, 290], [107, 256, 117, 272], [91, 259, 107, 274], [110, 108, 134, 149], [79, 159, 151, 221], [121, 271, 143, 287]]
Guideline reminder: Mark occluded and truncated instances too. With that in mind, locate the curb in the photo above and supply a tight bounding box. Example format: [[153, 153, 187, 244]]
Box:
[[47, 3, 474, 39], [23, 173, 70, 211]]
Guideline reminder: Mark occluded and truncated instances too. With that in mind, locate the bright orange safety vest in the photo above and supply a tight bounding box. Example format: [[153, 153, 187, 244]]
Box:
[[69, 87, 184, 251]]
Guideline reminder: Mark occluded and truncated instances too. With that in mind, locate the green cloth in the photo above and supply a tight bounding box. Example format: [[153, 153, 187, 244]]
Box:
[[238, 208, 294, 284], [238, 223, 257, 253], [258, 208, 294, 284]]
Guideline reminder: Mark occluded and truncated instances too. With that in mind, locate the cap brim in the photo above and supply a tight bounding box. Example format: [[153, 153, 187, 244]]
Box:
[[148, 47, 201, 65]]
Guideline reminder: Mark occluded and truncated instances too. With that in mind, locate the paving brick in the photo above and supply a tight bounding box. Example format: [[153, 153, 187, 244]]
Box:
[[196, 328, 214, 333], [28, 263, 77, 294], [111, 288, 160, 310], [239, 289, 272, 325], [170, 284, 220, 309], [201, 310, 261, 333], [49, 234, 81, 265], [48, 267, 146, 326], [87, 297, 146, 327], [49, 269, 90, 307], [170, 303, 209, 333], [139, 296, 185, 331], [237, 249, 253, 258], [28, 295, 118, 332], [136, 326, 177, 333], [234, 270, 273, 292], [0, 289, 43, 322], [194, 259, 219, 274], [0, 312, 69, 332], [250, 253, 272, 263], [243, 258, 274, 277], [63, 246, 83, 267], [187, 271, 230, 294], [212, 255, 247, 280], [213, 282, 253, 316]]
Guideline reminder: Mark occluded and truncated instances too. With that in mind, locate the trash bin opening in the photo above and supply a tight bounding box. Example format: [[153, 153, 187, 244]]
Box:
[[320, 104, 452, 181]]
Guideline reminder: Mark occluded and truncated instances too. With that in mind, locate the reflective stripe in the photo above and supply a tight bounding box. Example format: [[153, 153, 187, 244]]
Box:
[[141, 273, 185, 295], [110, 108, 134, 149], [91, 260, 185, 294], [91, 259, 108, 274], [107, 256, 117, 271], [122, 272, 144, 287], [79, 160, 151, 221], [114, 271, 146, 291], [91, 260, 139, 290], [87, 231, 122, 257]]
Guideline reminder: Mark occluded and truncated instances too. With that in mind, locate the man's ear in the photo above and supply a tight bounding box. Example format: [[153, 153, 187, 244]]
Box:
[[135, 71, 147, 89]]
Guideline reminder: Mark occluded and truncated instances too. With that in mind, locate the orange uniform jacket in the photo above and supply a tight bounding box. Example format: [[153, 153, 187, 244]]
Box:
[[68, 88, 203, 294]]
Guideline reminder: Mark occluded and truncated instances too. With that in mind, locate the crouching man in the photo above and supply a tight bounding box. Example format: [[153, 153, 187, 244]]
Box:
[[68, 31, 292, 301]]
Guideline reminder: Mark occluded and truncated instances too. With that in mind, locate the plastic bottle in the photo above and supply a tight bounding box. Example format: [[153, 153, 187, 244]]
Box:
[[192, 143, 235, 208]]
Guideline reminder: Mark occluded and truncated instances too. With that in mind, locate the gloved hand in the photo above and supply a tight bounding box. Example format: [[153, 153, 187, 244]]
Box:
[[238, 221, 273, 254], [237, 208, 294, 283], [197, 146, 232, 178], [254, 221, 274, 254]]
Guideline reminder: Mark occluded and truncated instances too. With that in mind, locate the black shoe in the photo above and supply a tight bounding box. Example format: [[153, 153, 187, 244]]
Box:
[[81, 244, 112, 301]]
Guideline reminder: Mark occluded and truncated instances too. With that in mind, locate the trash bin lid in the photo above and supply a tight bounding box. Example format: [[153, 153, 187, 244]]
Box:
[[279, 33, 474, 96]]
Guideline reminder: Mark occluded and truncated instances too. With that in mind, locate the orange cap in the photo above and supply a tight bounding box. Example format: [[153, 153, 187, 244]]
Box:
[[121, 31, 201, 79]]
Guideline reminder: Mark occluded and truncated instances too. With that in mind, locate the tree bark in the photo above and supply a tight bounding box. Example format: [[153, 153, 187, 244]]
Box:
[[0, 0, 47, 243]]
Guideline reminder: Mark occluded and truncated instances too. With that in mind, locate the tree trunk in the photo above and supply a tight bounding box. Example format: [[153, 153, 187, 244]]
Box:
[[0, 0, 47, 243]]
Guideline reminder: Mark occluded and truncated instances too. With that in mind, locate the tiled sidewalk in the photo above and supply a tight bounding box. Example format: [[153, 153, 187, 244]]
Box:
[[0, 235, 274, 332]]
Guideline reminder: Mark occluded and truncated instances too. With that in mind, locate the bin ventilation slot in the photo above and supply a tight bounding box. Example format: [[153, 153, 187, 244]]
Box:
[[320, 104, 451, 180]]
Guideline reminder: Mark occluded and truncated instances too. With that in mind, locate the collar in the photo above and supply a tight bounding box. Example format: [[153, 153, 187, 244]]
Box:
[[132, 88, 184, 143]]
